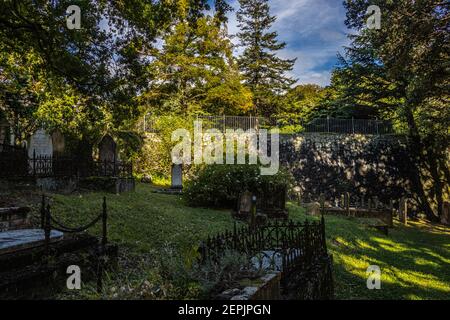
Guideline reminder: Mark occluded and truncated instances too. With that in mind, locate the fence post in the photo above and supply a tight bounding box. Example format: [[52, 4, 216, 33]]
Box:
[[321, 215, 327, 252], [40, 194, 45, 229], [223, 115, 226, 133], [102, 196, 108, 247], [44, 203, 51, 257], [327, 116, 330, 133], [376, 118, 379, 135], [352, 117, 355, 134], [143, 114, 146, 132], [33, 149, 36, 177], [319, 194, 325, 215]]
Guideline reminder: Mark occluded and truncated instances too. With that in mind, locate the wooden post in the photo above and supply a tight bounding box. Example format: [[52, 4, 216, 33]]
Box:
[[361, 195, 365, 209], [319, 194, 325, 216], [399, 197, 408, 225], [345, 192, 350, 216]]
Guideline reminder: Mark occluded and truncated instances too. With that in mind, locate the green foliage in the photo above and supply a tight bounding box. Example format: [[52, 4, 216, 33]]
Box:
[[277, 84, 326, 130], [33, 185, 449, 300], [236, 0, 297, 117], [183, 164, 292, 208], [136, 115, 195, 178], [333, 0, 450, 221], [142, 11, 252, 115]]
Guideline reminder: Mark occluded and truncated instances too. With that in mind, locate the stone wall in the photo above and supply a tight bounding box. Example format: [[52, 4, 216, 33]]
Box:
[[280, 134, 413, 203]]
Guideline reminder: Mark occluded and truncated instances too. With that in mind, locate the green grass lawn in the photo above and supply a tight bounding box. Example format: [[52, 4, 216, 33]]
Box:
[[41, 184, 450, 300]]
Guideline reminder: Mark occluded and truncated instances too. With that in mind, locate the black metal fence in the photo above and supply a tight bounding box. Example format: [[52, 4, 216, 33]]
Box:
[[0, 144, 133, 179], [40, 195, 109, 291], [199, 218, 331, 293], [142, 115, 396, 135]]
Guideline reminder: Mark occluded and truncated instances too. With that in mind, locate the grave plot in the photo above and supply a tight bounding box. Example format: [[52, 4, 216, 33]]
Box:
[[0, 195, 118, 299], [315, 193, 400, 235], [232, 185, 288, 223], [199, 218, 333, 300]]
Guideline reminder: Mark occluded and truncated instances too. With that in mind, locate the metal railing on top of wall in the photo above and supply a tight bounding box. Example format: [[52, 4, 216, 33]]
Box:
[[142, 115, 396, 135]]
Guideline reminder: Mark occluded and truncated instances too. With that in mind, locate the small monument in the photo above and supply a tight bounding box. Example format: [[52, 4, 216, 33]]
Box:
[[233, 190, 253, 220], [238, 191, 253, 215], [98, 135, 117, 163], [171, 164, 183, 190], [51, 130, 65, 156], [28, 128, 53, 158]]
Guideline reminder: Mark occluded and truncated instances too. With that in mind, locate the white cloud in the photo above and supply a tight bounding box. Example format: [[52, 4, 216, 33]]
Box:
[[226, 0, 350, 86]]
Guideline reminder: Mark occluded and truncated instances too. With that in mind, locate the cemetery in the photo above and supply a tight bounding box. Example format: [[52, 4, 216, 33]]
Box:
[[0, 121, 449, 300], [0, 0, 448, 304]]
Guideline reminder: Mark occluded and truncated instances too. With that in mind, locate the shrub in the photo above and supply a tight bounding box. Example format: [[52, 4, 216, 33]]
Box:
[[183, 164, 292, 208]]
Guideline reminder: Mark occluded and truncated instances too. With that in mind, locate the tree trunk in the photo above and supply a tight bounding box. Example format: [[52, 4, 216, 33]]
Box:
[[404, 105, 439, 222]]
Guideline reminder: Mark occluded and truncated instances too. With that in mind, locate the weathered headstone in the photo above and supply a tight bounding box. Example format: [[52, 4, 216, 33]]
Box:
[[28, 129, 53, 158], [171, 164, 183, 190], [238, 191, 253, 216], [51, 130, 65, 156], [98, 135, 117, 163], [441, 201, 450, 225]]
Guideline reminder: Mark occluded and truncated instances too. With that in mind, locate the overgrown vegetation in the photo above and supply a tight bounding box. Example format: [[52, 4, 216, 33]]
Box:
[[28, 184, 449, 300], [183, 164, 292, 208]]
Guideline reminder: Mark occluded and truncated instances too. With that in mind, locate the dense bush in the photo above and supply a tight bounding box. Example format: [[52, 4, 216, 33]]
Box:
[[183, 164, 292, 208]]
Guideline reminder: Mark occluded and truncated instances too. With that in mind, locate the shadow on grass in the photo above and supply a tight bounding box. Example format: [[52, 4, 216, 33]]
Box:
[[287, 202, 450, 300]]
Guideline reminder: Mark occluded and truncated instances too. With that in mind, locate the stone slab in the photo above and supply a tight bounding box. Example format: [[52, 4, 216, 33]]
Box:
[[0, 229, 64, 254]]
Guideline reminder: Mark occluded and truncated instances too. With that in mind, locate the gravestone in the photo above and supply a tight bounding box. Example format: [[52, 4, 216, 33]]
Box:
[[28, 128, 53, 158], [238, 191, 253, 216], [51, 130, 65, 156], [171, 164, 183, 190], [98, 135, 117, 163]]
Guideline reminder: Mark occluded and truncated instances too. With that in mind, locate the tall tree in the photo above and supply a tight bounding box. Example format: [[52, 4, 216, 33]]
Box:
[[236, 0, 297, 117], [339, 0, 449, 221], [142, 4, 252, 115]]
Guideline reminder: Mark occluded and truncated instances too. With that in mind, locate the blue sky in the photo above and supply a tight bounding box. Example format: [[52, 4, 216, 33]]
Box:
[[226, 0, 350, 87]]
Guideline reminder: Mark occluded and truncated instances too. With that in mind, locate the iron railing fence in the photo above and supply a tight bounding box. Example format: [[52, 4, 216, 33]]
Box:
[[142, 115, 396, 135], [199, 218, 332, 293], [0, 145, 133, 179]]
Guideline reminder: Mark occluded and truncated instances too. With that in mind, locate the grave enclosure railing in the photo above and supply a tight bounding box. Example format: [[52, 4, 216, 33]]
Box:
[[199, 218, 330, 291], [0, 145, 133, 179], [40, 195, 108, 252], [313, 193, 395, 228], [40, 195, 109, 291]]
